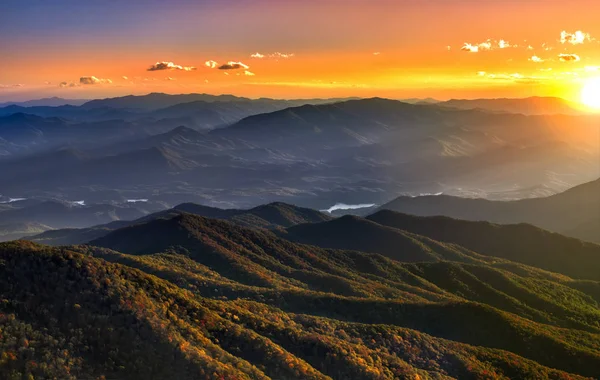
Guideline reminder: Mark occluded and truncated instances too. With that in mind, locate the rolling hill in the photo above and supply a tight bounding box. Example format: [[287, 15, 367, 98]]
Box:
[[3, 210, 600, 378]]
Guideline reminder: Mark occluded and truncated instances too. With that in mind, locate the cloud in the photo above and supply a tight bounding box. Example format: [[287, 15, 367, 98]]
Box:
[[461, 41, 491, 53], [80, 76, 112, 85], [59, 81, 78, 88], [244, 70, 255, 76], [205, 60, 218, 68], [269, 52, 294, 58], [122, 76, 128, 80], [560, 30, 592, 45], [218, 61, 249, 70], [250, 52, 294, 59], [373, 52, 381, 55], [461, 43, 480, 53], [165, 76, 176, 81], [461, 39, 516, 52], [529, 55, 544, 63], [558, 53, 580, 62], [477, 71, 487, 76], [147, 61, 196, 71]]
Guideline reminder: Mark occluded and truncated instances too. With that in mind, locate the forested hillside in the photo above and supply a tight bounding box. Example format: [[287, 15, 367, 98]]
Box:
[[2, 212, 600, 379]]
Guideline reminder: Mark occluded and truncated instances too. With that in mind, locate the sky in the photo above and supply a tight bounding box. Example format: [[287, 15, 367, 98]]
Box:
[[1, 0, 600, 103]]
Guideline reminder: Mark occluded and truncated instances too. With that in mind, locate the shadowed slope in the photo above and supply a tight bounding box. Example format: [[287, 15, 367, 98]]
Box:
[[367, 209, 600, 280]]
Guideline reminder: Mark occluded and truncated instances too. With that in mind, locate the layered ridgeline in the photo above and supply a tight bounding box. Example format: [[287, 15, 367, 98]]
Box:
[[27, 202, 332, 245], [3, 209, 600, 378], [378, 177, 600, 244], [1, 96, 599, 213]]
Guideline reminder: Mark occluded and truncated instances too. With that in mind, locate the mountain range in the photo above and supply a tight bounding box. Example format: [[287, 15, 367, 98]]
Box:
[[2, 201, 600, 378], [1, 93, 597, 222], [439, 96, 585, 115], [378, 177, 600, 243], [1, 88, 599, 378]]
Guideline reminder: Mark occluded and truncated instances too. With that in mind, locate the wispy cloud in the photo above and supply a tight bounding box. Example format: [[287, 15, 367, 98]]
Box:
[[218, 61, 250, 70], [165, 76, 176, 81], [560, 30, 592, 45], [147, 61, 196, 71], [270, 52, 294, 59], [122, 76, 128, 80], [558, 53, 580, 62], [249, 52, 294, 59], [244, 70, 255, 76], [80, 76, 112, 85]]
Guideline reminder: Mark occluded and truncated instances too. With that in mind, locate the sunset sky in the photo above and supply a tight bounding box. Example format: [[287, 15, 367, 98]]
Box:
[[2, 0, 600, 103]]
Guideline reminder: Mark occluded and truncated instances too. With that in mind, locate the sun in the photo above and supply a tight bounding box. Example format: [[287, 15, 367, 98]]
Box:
[[581, 78, 600, 109]]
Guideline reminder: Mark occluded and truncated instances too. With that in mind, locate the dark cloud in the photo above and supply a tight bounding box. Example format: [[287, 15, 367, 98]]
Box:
[[218, 61, 250, 70], [558, 54, 580, 62]]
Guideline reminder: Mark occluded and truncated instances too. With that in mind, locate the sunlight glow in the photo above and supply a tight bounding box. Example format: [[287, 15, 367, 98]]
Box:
[[581, 78, 600, 109]]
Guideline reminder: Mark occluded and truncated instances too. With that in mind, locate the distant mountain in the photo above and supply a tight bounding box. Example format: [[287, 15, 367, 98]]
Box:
[[0, 221, 52, 242], [212, 98, 438, 148], [0, 97, 89, 107], [81, 92, 247, 110], [401, 97, 440, 104], [0, 112, 145, 155], [0, 200, 149, 229], [0, 145, 191, 193], [28, 201, 332, 245], [1, 96, 598, 210], [367, 209, 600, 280], [378, 177, 600, 243], [175, 201, 332, 228], [81, 92, 358, 111], [564, 217, 600, 243], [440, 96, 583, 115]]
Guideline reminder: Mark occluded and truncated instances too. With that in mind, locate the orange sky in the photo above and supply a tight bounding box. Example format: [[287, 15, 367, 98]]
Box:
[[1, 0, 600, 103]]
